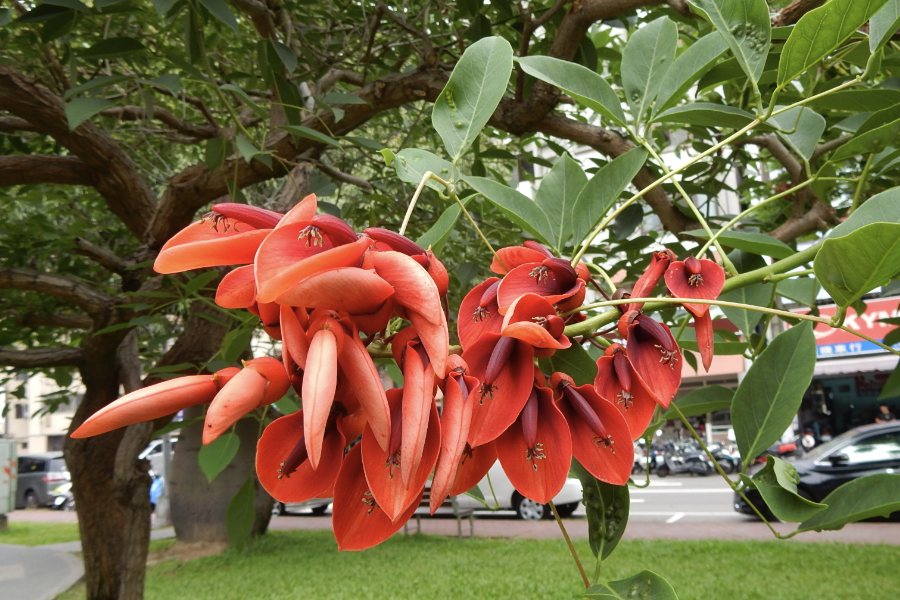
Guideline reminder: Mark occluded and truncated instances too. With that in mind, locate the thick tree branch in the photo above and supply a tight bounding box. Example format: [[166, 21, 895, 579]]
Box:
[[743, 135, 804, 185], [811, 136, 852, 162], [0, 115, 39, 133], [0, 267, 113, 314], [231, 0, 279, 39], [317, 69, 366, 95], [99, 106, 219, 140], [0, 155, 95, 186], [0, 346, 84, 368], [3, 309, 94, 329], [770, 200, 840, 242], [312, 160, 374, 191], [772, 0, 825, 27], [0, 66, 157, 240], [72, 237, 132, 274]]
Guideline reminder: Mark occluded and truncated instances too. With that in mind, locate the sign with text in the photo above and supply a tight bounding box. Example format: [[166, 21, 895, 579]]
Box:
[[797, 298, 900, 358]]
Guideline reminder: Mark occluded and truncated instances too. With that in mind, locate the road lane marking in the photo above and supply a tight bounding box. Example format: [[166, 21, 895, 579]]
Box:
[[630, 498, 645, 503], [630, 489, 733, 494], [665, 513, 685, 523], [631, 512, 738, 516]]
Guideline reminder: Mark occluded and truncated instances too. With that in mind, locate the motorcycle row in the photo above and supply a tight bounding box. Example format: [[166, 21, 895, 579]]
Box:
[[632, 439, 742, 477]]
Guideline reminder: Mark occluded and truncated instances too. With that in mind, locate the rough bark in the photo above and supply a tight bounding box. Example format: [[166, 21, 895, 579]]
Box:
[[0, 346, 84, 368], [0, 155, 95, 186]]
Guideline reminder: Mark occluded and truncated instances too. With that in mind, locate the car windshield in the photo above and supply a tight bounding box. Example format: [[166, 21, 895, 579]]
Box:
[[803, 428, 861, 460]]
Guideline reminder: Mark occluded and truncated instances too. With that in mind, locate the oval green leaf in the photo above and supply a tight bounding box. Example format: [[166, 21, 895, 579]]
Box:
[[586, 571, 678, 600], [732, 322, 816, 461], [65, 97, 116, 131], [778, 0, 890, 87], [815, 222, 900, 307], [622, 16, 677, 122], [534, 153, 587, 250], [225, 476, 256, 549], [279, 125, 342, 149], [870, 0, 900, 53], [462, 175, 553, 249], [829, 186, 900, 239], [719, 282, 772, 340], [394, 148, 452, 191], [749, 456, 828, 522], [572, 149, 648, 247], [415, 195, 473, 255], [689, 0, 771, 83], [538, 343, 597, 386], [571, 460, 629, 560], [660, 385, 734, 421], [433, 36, 513, 160], [683, 229, 794, 259], [797, 473, 900, 532], [198, 431, 240, 483], [654, 31, 728, 117], [517, 55, 626, 127], [655, 103, 755, 128]]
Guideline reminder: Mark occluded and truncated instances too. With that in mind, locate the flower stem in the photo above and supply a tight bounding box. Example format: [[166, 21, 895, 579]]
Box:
[[451, 192, 506, 271], [849, 153, 874, 215], [549, 500, 590, 589], [399, 171, 448, 236]]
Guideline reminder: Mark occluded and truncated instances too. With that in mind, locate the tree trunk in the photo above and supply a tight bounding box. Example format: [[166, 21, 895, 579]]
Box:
[[170, 405, 274, 543]]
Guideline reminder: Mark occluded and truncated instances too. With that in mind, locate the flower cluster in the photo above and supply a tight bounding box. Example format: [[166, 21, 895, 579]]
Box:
[[72, 197, 724, 551]]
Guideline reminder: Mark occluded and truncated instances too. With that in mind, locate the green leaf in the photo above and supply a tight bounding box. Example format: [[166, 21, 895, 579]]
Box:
[[777, 0, 890, 87], [464, 484, 486, 503], [234, 136, 266, 165], [270, 40, 296, 73], [416, 196, 472, 255], [831, 117, 900, 162], [226, 476, 256, 550], [829, 186, 900, 238], [462, 175, 553, 248], [534, 153, 587, 250], [516, 55, 626, 127], [151, 415, 203, 438], [279, 125, 342, 149], [148, 0, 178, 17], [274, 395, 300, 415], [654, 32, 728, 116], [808, 88, 900, 112], [198, 0, 239, 34], [748, 456, 828, 522], [432, 36, 513, 160], [394, 148, 452, 191], [378, 148, 395, 166], [63, 75, 131, 100], [621, 16, 677, 121], [147, 73, 182, 96], [660, 385, 733, 421], [79, 37, 146, 60], [586, 571, 678, 600], [205, 137, 227, 171], [182, 271, 220, 296], [220, 84, 268, 120], [571, 149, 648, 247], [677, 329, 748, 355], [878, 363, 900, 399], [732, 322, 817, 461], [683, 229, 794, 259], [718, 283, 772, 339], [870, 0, 900, 52], [273, 74, 302, 126], [198, 431, 240, 483], [65, 97, 115, 130], [689, 0, 771, 83], [221, 326, 253, 364], [655, 103, 755, 128], [777, 277, 820, 308], [39, 0, 91, 13], [571, 460, 629, 560], [345, 136, 383, 151], [321, 92, 369, 105], [770, 106, 826, 161], [797, 474, 900, 532], [815, 222, 900, 307], [538, 343, 597, 385]]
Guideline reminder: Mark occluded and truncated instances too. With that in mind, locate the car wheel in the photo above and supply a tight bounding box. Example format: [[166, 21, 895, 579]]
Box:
[[63, 497, 76, 512], [718, 459, 735, 475], [657, 464, 669, 477], [24, 490, 39, 510], [553, 502, 579, 518], [310, 503, 329, 516], [512, 493, 546, 521], [271, 501, 287, 516]]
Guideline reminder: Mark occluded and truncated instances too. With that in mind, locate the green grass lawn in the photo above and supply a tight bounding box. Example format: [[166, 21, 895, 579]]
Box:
[[56, 529, 900, 600], [0, 521, 81, 546]]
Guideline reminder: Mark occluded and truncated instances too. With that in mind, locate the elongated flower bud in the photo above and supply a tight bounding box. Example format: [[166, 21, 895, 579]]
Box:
[[211, 203, 282, 229]]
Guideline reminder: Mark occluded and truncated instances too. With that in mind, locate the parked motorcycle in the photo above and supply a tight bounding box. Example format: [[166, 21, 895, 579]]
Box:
[[707, 442, 742, 474], [50, 481, 75, 511], [656, 441, 715, 477]]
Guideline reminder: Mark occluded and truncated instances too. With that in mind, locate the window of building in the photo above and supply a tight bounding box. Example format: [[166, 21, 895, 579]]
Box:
[[47, 435, 65, 452], [14, 403, 29, 419]]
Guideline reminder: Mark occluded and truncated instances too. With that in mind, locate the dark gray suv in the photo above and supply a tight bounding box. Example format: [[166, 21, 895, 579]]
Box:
[[16, 453, 70, 509]]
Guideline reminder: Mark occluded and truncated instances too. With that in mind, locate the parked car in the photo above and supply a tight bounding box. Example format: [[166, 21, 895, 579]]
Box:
[[16, 453, 70, 509], [734, 422, 900, 519], [273, 497, 331, 516], [140, 437, 177, 475], [453, 461, 583, 521]]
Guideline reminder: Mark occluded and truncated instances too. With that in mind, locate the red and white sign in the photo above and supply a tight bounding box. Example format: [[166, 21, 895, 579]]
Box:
[[797, 297, 900, 358]]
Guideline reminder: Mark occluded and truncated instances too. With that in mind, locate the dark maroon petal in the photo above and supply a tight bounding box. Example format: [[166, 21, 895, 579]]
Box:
[[211, 203, 282, 229], [364, 227, 427, 256]]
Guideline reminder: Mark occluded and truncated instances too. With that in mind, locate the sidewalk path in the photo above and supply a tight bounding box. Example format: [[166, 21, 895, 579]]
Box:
[[0, 544, 83, 600]]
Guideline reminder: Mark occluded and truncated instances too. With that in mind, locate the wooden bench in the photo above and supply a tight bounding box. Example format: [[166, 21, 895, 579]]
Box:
[[403, 489, 475, 539]]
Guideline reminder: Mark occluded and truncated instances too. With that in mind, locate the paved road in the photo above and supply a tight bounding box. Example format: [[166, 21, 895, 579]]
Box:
[[0, 543, 83, 600]]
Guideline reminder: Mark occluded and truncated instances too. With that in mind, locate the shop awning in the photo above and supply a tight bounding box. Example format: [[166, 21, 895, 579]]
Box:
[[814, 353, 899, 376]]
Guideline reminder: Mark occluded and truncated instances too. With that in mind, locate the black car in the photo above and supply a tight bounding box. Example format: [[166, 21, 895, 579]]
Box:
[[734, 422, 900, 519]]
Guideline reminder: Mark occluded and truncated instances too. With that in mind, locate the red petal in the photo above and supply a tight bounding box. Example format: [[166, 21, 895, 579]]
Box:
[[626, 318, 682, 408], [400, 347, 435, 485], [256, 409, 345, 502], [595, 355, 657, 441], [496, 263, 557, 313], [216, 265, 257, 308], [244, 356, 291, 405], [490, 246, 548, 275], [362, 393, 440, 522], [463, 335, 535, 446], [212, 203, 282, 229], [302, 329, 338, 469], [332, 443, 423, 551], [501, 322, 570, 350], [664, 259, 725, 317], [369, 251, 443, 326], [275, 194, 317, 228], [337, 325, 391, 452], [281, 305, 309, 373], [496, 387, 571, 504], [694, 311, 714, 372], [559, 384, 633, 486], [203, 368, 268, 444], [71, 375, 217, 438], [347, 297, 394, 335], [448, 441, 497, 497], [155, 221, 270, 274], [425, 251, 449, 297], [276, 267, 394, 314], [407, 308, 449, 379], [429, 374, 478, 513], [458, 278, 503, 352]]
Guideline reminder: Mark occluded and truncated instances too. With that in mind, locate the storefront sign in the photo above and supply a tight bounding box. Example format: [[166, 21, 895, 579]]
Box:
[[800, 298, 900, 358]]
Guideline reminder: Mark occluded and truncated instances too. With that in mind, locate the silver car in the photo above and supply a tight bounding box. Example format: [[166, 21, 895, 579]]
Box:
[[16, 453, 69, 509]]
